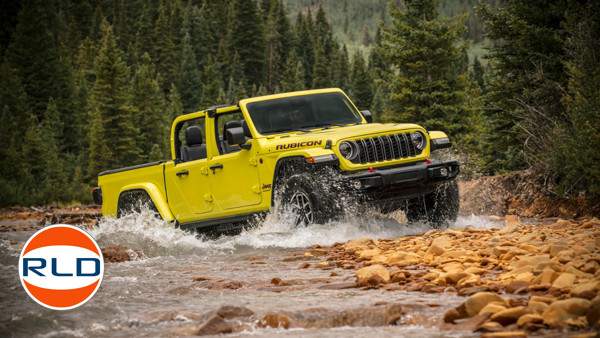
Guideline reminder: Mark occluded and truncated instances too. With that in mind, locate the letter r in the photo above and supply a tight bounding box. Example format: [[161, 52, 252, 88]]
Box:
[[23, 258, 46, 277]]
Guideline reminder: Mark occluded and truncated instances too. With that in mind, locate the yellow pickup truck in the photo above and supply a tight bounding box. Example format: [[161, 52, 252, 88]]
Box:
[[93, 88, 459, 233]]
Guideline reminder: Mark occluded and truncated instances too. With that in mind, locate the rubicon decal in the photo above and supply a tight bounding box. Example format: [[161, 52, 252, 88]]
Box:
[[275, 140, 322, 150], [18, 224, 104, 310]]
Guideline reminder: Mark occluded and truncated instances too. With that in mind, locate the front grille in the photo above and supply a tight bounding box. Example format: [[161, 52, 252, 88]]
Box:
[[351, 133, 422, 164]]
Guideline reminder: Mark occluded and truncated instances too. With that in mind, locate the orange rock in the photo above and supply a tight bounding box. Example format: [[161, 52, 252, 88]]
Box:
[[542, 298, 591, 326], [465, 292, 508, 317], [356, 264, 390, 287], [490, 306, 531, 325], [258, 313, 292, 329], [551, 272, 576, 289], [517, 313, 543, 327]]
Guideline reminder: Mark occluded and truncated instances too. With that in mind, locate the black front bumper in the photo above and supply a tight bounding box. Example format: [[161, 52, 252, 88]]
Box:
[[347, 160, 459, 202]]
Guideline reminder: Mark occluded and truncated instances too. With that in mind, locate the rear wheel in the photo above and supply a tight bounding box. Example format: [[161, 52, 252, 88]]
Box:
[[117, 189, 160, 218], [406, 180, 459, 228]]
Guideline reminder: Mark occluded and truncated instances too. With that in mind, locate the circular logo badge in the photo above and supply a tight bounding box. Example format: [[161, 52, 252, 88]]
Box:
[[18, 224, 104, 310]]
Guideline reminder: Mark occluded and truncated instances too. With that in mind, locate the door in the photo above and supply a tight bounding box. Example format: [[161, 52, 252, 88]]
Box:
[[208, 148, 262, 210], [164, 115, 213, 223], [164, 160, 213, 222]]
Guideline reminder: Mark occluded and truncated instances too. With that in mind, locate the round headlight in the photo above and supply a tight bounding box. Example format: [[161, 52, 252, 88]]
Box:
[[339, 141, 358, 160], [411, 131, 426, 150]]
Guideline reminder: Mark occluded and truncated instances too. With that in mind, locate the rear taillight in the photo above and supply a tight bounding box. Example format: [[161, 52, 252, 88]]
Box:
[[92, 187, 102, 205]]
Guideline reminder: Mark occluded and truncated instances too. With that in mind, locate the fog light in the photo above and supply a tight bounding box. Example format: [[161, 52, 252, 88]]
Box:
[[440, 167, 448, 177], [353, 180, 362, 189]]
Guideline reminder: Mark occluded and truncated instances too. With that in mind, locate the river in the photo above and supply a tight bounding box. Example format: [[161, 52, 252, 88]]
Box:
[[0, 210, 503, 337]]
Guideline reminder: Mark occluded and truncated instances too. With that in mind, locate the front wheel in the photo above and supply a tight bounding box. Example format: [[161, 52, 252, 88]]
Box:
[[279, 175, 327, 226], [406, 180, 459, 228]]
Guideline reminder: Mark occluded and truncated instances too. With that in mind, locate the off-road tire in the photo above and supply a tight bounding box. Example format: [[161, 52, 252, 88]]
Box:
[[117, 189, 160, 218], [406, 180, 459, 228], [279, 175, 328, 226]]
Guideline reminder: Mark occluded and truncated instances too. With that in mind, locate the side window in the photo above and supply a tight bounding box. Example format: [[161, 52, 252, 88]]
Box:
[[177, 117, 207, 162], [214, 110, 248, 155]]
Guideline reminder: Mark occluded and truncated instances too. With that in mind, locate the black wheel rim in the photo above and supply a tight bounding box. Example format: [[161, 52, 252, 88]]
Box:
[[289, 190, 313, 226]]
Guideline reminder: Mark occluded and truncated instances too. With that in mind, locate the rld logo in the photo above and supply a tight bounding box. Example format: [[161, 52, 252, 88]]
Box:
[[18, 224, 104, 310]]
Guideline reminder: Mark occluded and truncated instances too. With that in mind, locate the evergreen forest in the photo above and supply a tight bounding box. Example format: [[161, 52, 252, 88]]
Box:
[[0, 0, 599, 206]]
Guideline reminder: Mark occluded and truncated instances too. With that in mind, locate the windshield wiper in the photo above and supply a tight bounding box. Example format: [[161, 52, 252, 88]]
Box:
[[267, 127, 310, 134], [300, 122, 347, 129]]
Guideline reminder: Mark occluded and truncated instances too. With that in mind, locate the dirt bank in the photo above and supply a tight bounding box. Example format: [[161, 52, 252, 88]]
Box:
[[459, 170, 600, 219]]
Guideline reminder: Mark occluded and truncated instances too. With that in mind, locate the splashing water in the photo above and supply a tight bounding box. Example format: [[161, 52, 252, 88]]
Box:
[[90, 207, 504, 257]]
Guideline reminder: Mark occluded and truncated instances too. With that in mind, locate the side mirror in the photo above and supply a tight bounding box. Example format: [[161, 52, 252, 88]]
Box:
[[226, 127, 252, 150], [360, 110, 373, 123]]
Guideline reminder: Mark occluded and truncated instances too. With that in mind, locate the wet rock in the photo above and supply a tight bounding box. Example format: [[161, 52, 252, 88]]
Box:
[[205, 280, 245, 290], [477, 321, 503, 332], [570, 281, 600, 299], [552, 272, 576, 289], [481, 332, 527, 338], [458, 286, 490, 297], [317, 282, 356, 290], [101, 245, 145, 263], [384, 251, 420, 266], [586, 296, 600, 328], [542, 298, 591, 326], [191, 275, 215, 282], [442, 312, 491, 331], [506, 280, 531, 294], [465, 292, 508, 317], [258, 313, 291, 329], [528, 301, 549, 312], [356, 264, 390, 287], [516, 313, 543, 327], [298, 262, 310, 269], [195, 315, 233, 336], [478, 303, 507, 315], [490, 306, 531, 326], [216, 305, 254, 319], [344, 238, 373, 252]]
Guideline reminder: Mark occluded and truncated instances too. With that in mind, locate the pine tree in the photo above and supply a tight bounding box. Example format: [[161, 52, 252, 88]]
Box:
[[179, 33, 202, 114], [295, 12, 315, 89], [333, 45, 350, 92], [87, 21, 140, 179], [349, 51, 372, 110], [154, 2, 179, 92], [41, 98, 67, 203], [380, 0, 470, 138], [312, 41, 330, 89], [131, 53, 169, 161], [135, 4, 154, 60], [477, 0, 569, 174], [281, 52, 305, 92], [200, 55, 223, 108], [229, 0, 266, 88]]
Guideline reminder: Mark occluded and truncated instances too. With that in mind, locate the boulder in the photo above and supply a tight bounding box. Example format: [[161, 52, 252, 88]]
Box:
[[101, 245, 145, 263], [478, 303, 507, 315], [586, 296, 600, 328], [551, 272, 576, 289], [195, 315, 233, 336], [258, 313, 292, 329], [517, 313, 543, 327], [344, 238, 373, 252], [465, 292, 507, 317], [384, 251, 420, 266], [216, 305, 254, 319], [570, 281, 600, 299], [356, 264, 390, 287], [490, 306, 531, 326], [542, 298, 591, 326]]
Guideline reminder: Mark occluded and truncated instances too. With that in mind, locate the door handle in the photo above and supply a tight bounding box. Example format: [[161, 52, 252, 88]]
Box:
[[176, 170, 189, 177], [209, 163, 223, 173]]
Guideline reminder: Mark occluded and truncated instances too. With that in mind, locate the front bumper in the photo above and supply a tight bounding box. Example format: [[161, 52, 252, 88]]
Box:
[[347, 160, 459, 202]]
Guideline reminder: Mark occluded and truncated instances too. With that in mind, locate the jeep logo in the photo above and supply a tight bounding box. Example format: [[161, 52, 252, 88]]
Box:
[[276, 140, 322, 150]]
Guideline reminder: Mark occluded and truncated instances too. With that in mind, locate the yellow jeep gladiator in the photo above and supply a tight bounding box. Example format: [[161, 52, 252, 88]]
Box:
[[93, 88, 459, 233]]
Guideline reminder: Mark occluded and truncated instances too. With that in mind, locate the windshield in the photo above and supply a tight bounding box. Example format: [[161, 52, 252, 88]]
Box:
[[246, 92, 363, 135]]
